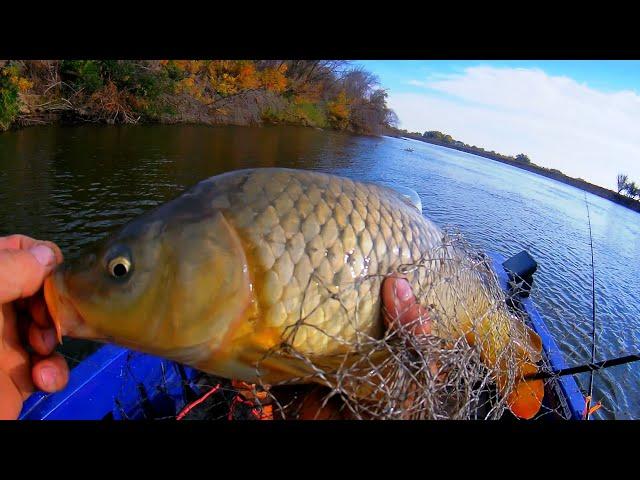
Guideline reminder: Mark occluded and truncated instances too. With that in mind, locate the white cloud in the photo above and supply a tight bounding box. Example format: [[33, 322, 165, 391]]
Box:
[[389, 66, 640, 190], [407, 79, 430, 88]]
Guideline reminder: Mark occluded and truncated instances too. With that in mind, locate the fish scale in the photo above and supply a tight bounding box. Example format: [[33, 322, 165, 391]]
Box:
[[206, 169, 435, 354]]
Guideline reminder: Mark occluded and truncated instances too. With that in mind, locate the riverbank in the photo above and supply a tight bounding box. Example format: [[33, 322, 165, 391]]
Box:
[[0, 60, 397, 136], [392, 131, 640, 214]]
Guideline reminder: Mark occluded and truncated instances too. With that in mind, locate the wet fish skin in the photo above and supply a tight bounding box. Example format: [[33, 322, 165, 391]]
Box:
[[45, 168, 542, 416], [204, 169, 443, 363]]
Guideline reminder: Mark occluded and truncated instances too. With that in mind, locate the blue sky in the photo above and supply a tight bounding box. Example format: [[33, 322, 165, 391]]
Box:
[[353, 61, 640, 190]]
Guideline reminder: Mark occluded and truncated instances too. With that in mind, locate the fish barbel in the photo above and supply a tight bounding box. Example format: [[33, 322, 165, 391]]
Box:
[[45, 168, 544, 418]]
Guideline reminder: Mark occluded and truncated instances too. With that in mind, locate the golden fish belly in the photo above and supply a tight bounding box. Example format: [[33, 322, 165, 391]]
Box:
[[190, 169, 453, 369]]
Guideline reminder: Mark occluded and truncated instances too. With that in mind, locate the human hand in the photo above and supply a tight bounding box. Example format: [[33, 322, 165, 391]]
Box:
[[0, 235, 69, 420], [381, 275, 432, 335], [291, 275, 433, 420]]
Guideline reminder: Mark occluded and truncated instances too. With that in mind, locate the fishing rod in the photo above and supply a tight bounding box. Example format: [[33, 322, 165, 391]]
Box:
[[525, 353, 640, 381], [522, 194, 602, 417], [584, 193, 598, 419]]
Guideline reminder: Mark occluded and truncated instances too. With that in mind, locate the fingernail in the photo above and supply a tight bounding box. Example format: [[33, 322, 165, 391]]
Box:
[[39, 366, 58, 390], [29, 245, 55, 267], [396, 279, 413, 301]]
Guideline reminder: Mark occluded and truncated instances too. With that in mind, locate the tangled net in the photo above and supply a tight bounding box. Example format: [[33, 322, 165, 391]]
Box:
[[226, 228, 550, 420]]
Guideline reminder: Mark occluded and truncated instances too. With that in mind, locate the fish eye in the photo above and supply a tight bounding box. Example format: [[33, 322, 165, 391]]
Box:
[[108, 256, 132, 279]]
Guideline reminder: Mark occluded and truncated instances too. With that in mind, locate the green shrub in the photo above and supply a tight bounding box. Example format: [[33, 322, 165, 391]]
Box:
[[295, 101, 327, 128], [61, 61, 173, 120], [263, 101, 328, 128], [0, 65, 20, 131], [102, 61, 172, 118], [60, 60, 103, 93]]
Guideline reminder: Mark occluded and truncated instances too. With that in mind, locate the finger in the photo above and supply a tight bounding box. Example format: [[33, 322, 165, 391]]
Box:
[[0, 370, 24, 420], [382, 276, 432, 335], [31, 353, 69, 393], [0, 235, 64, 264], [28, 294, 53, 328], [28, 323, 59, 355], [382, 275, 413, 320], [0, 246, 57, 304], [398, 304, 433, 335], [0, 234, 40, 250]]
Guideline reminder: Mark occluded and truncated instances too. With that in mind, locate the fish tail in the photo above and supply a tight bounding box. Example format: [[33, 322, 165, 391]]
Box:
[[471, 312, 544, 419], [503, 362, 545, 420]]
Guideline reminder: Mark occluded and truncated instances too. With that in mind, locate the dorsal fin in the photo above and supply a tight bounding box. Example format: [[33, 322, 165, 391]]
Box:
[[374, 182, 423, 212]]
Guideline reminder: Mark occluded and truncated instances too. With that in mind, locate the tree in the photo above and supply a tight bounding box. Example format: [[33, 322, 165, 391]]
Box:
[[422, 131, 453, 143], [385, 109, 399, 128], [327, 90, 350, 130], [348, 88, 397, 135], [617, 173, 629, 194], [626, 181, 639, 199], [339, 67, 379, 100], [515, 153, 531, 164]]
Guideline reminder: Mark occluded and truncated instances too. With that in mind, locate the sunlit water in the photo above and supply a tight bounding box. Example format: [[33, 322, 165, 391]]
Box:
[[1, 124, 639, 419]]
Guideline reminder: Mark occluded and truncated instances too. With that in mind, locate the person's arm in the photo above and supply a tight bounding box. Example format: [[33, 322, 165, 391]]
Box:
[[0, 235, 70, 420]]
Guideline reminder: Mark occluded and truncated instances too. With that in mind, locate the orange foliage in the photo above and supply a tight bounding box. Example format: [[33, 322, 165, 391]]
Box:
[[88, 81, 138, 123], [261, 64, 288, 93], [238, 61, 261, 90], [16, 77, 33, 93], [5, 69, 33, 93], [168, 60, 286, 99], [327, 90, 350, 128], [172, 60, 192, 72]]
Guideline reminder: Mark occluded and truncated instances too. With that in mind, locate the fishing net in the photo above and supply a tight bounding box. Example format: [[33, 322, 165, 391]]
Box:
[[48, 227, 576, 421], [177, 228, 565, 421]]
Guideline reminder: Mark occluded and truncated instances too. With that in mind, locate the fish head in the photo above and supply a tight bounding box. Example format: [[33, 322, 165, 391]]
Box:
[[44, 199, 252, 362], [44, 221, 166, 344]]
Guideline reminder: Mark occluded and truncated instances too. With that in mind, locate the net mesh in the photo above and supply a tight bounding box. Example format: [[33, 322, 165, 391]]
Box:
[[52, 228, 578, 421], [180, 228, 566, 420]]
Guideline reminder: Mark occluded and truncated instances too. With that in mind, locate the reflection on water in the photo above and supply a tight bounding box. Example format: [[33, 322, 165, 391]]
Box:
[[1, 124, 639, 419]]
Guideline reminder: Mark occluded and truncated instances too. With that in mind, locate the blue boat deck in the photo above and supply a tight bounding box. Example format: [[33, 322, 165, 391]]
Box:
[[489, 252, 585, 420], [20, 345, 201, 420]]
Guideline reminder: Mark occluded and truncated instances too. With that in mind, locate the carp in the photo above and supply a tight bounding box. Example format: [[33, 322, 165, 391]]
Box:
[[44, 168, 544, 418]]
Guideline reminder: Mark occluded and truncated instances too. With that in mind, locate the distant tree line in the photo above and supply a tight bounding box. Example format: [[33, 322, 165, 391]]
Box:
[[407, 130, 533, 165], [617, 174, 639, 199], [386, 127, 640, 212], [0, 60, 397, 135]]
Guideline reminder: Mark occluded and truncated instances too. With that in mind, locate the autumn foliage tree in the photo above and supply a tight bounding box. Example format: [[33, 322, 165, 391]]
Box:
[[327, 91, 350, 130], [0, 60, 397, 135]]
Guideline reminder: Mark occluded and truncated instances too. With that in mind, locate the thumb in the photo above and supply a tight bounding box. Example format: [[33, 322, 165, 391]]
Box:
[[382, 276, 432, 335], [0, 245, 57, 304]]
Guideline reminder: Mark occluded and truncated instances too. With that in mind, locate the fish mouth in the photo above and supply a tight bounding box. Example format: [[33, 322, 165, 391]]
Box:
[[44, 269, 101, 342]]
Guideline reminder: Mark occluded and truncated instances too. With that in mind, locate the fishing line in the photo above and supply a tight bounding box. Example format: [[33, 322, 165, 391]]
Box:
[[584, 193, 598, 419]]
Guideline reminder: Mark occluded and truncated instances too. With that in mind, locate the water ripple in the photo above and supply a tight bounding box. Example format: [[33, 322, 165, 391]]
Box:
[[1, 125, 639, 419]]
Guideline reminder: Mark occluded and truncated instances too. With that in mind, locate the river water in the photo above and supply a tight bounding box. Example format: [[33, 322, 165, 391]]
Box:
[[1, 124, 639, 419]]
